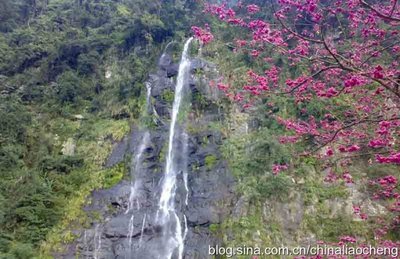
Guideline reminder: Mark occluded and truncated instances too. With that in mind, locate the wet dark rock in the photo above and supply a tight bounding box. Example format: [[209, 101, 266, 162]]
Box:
[[154, 102, 171, 118], [166, 63, 179, 77], [158, 53, 173, 69], [158, 53, 179, 78], [149, 74, 174, 98], [190, 58, 215, 72], [105, 136, 129, 167]]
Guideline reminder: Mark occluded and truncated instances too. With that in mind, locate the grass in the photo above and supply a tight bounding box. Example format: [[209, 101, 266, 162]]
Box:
[[303, 214, 372, 242], [302, 180, 349, 205]]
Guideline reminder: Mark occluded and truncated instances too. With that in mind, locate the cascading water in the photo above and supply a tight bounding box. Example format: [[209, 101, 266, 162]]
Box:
[[83, 230, 88, 258], [145, 82, 152, 115], [126, 131, 150, 212], [182, 132, 190, 245], [157, 37, 193, 259], [139, 214, 147, 246], [125, 82, 152, 256], [160, 41, 175, 63], [182, 132, 189, 207], [93, 224, 102, 259]]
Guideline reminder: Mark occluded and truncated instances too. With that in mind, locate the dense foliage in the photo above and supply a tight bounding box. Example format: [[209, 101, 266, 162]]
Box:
[[0, 0, 202, 257]]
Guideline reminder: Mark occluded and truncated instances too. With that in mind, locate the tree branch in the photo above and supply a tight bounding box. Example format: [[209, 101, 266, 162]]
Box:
[[321, 32, 354, 72], [361, 40, 400, 66], [390, 0, 398, 17], [280, 65, 340, 94], [313, 116, 400, 153], [276, 14, 324, 44], [360, 0, 400, 22]]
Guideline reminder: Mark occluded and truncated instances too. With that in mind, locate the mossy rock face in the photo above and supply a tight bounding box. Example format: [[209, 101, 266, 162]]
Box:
[[304, 215, 371, 242], [302, 181, 349, 205], [161, 89, 175, 104], [102, 162, 126, 189], [205, 154, 218, 170]]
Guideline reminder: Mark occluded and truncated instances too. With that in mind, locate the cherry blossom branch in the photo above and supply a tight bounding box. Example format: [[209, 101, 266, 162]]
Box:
[[389, 0, 398, 16], [321, 32, 353, 72], [360, 73, 400, 99], [360, 0, 400, 22], [280, 65, 340, 94], [361, 41, 400, 66], [313, 117, 400, 153], [269, 0, 324, 44], [275, 14, 324, 44], [321, 30, 400, 99], [331, 151, 392, 163]]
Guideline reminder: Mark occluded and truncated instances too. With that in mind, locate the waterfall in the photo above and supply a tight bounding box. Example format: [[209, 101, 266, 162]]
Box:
[[160, 41, 175, 62], [157, 37, 193, 259], [128, 214, 135, 248], [125, 131, 150, 253], [125, 80, 152, 254], [182, 132, 190, 207], [126, 131, 150, 213], [83, 230, 88, 258], [139, 214, 147, 246], [145, 82, 152, 115], [94, 224, 102, 259]]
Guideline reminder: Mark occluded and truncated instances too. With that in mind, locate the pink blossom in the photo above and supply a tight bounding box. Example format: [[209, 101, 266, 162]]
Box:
[[342, 172, 354, 183], [368, 139, 387, 148], [376, 153, 400, 164], [250, 49, 260, 57], [340, 236, 357, 243], [191, 26, 214, 45], [217, 83, 229, 92], [272, 164, 288, 175], [373, 65, 384, 79], [236, 40, 247, 47], [325, 147, 334, 157], [324, 170, 338, 183], [247, 4, 260, 14], [339, 145, 361, 153]]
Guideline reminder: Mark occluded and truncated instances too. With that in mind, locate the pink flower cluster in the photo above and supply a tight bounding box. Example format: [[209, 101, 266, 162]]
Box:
[[370, 175, 399, 199], [376, 152, 400, 164], [324, 170, 338, 183], [246, 4, 260, 14], [272, 164, 288, 175], [339, 236, 357, 244], [342, 172, 353, 184], [338, 145, 361, 153], [353, 205, 368, 220], [200, 0, 400, 166], [191, 26, 214, 45]]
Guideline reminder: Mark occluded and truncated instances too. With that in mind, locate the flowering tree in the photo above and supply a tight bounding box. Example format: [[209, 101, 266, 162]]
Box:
[[195, 0, 400, 165], [193, 0, 400, 250]]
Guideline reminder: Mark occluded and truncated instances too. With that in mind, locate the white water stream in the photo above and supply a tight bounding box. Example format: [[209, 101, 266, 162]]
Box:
[[157, 37, 193, 259]]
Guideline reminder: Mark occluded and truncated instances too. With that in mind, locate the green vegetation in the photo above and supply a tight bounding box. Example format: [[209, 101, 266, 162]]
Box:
[[0, 0, 205, 257], [222, 128, 292, 201], [302, 180, 349, 205], [205, 154, 217, 170], [161, 89, 175, 104], [304, 215, 372, 243]]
